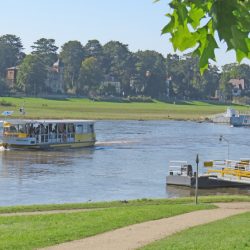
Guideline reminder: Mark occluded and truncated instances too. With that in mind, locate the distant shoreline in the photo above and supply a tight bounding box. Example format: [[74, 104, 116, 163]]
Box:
[[0, 97, 249, 121]]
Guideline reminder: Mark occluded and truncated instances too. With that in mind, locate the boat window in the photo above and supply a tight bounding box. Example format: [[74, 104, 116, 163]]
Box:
[[58, 124, 65, 133], [18, 124, 26, 133], [90, 124, 94, 133], [76, 124, 83, 134], [10, 125, 17, 132], [68, 124, 75, 133]]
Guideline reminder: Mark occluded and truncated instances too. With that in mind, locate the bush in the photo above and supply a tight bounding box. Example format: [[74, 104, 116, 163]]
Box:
[[127, 95, 154, 103], [0, 99, 15, 107]]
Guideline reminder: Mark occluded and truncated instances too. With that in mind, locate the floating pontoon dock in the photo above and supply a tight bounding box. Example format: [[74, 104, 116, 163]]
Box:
[[166, 160, 250, 189]]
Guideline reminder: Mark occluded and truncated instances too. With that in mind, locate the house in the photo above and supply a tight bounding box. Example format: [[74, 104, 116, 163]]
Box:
[[100, 75, 121, 95], [45, 60, 64, 94], [5, 60, 64, 94], [229, 79, 245, 96], [6, 67, 19, 89]]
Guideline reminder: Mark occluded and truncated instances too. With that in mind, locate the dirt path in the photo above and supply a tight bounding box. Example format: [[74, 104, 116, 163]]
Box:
[[39, 202, 250, 250], [0, 208, 103, 217]]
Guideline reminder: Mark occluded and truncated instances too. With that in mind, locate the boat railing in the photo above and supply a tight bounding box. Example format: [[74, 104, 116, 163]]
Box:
[[168, 161, 191, 176], [36, 132, 75, 144], [205, 159, 250, 179]]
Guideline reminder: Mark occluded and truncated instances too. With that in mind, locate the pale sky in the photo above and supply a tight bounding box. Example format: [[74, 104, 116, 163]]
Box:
[[1, 0, 249, 67]]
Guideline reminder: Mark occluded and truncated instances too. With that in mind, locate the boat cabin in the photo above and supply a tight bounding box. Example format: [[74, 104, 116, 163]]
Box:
[[2, 120, 96, 149]]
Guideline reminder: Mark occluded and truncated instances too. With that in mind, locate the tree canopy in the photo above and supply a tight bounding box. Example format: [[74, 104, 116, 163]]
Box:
[[156, 0, 250, 73]]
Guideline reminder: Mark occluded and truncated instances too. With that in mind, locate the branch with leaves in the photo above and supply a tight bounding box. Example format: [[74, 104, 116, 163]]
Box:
[[156, 0, 250, 73]]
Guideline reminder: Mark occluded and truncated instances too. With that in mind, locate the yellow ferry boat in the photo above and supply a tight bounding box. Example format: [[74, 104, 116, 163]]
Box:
[[2, 119, 96, 149]]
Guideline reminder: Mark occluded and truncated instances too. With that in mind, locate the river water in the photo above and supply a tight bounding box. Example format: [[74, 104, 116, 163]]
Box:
[[0, 120, 249, 206]]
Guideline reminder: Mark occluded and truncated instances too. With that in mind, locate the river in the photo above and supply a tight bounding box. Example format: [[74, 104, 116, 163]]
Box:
[[0, 120, 249, 206]]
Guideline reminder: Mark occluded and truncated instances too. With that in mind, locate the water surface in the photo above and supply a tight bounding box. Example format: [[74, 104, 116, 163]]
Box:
[[0, 120, 249, 206]]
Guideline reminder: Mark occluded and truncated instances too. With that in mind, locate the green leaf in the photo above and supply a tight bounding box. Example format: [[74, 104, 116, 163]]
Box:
[[189, 5, 205, 29], [199, 34, 218, 74], [230, 25, 249, 55], [171, 23, 198, 51], [176, 3, 188, 25], [162, 15, 175, 34], [236, 49, 246, 62]]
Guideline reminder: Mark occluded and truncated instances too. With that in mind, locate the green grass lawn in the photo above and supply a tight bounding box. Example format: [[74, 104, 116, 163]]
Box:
[[0, 97, 249, 120], [140, 211, 250, 250], [0, 196, 249, 249], [0, 195, 249, 214], [0, 203, 214, 250]]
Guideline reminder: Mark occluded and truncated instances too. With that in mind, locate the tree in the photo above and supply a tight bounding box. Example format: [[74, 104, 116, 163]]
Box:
[[103, 41, 136, 94], [60, 41, 85, 92], [31, 38, 58, 66], [17, 55, 47, 95], [0, 34, 23, 77], [135, 50, 166, 97], [78, 57, 104, 95], [0, 77, 8, 95], [157, 0, 250, 72], [85, 39, 103, 58]]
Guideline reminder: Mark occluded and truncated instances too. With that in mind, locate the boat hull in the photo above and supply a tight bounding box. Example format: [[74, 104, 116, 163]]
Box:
[[4, 140, 96, 150]]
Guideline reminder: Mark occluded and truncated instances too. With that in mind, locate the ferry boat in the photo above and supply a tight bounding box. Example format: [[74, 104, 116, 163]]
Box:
[[230, 114, 250, 127], [2, 120, 96, 149], [166, 159, 250, 188]]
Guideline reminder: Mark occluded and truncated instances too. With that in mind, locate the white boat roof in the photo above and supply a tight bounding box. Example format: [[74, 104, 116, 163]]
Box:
[[4, 119, 95, 125]]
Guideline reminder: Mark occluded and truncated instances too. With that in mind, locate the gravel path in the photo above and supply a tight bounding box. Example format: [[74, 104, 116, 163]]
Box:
[[39, 202, 250, 250]]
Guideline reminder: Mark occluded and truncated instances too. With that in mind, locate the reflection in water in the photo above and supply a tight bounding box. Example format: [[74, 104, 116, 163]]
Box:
[[1, 148, 94, 178], [0, 120, 249, 206]]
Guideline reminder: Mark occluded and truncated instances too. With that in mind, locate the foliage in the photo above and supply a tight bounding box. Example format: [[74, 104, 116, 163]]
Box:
[[60, 40, 85, 91], [135, 50, 166, 97], [16, 55, 47, 95], [0, 78, 8, 95], [0, 34, 23, 77], [31, 38, 58, 66], [103, 41, 137, 94], [78, 57, 104, 95], [0, 99, 14, 107], [127, 95, 154, 103], [0, 34, 248, 99], [157, 0, 250, 73]]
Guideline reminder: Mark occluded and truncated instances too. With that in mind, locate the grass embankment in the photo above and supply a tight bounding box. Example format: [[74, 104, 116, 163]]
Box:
[[141, 212, 250, 250], [0, 97, 249, 120], [0, 196, 249, 249], [0, 195, 249, 214], [0, 203, 214, 250]]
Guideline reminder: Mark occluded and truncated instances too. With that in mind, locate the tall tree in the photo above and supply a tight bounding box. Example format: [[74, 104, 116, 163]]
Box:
[[60, 41, 85, 92], [31, 38, 58, 66], [103, 41, 136, 94], [85, 40, 103, 58], [157, 0, 250, 72], [17, 55, 47, 95], [78, 57, 104, 95], [0, 34, 23, 77], [135, 50, 166, 97]]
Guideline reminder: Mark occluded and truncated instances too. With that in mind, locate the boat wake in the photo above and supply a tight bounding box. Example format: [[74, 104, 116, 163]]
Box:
[[95, 140, 138, 146], [0, 146, 7, 151]]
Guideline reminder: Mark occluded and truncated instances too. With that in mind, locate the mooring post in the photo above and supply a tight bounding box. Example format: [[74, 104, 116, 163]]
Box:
[[195, 154, 199, 205]]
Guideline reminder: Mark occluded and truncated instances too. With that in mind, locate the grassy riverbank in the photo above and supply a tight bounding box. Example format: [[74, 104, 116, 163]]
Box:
[[0, 203, 214, 250], [0, 195, 249, 213], [0, 97, 249, 120], [141, 211, 250, 250], [0, 196, 249, 249]]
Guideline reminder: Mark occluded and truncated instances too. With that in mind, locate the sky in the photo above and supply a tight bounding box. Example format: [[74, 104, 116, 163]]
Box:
[[1, 0, 249, 67]]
